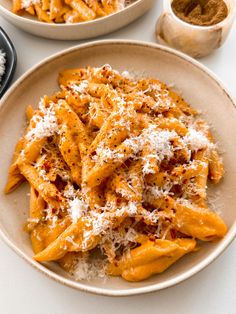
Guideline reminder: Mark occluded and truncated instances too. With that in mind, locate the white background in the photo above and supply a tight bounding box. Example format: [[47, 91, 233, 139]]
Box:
[[0, 2, 236, 313]]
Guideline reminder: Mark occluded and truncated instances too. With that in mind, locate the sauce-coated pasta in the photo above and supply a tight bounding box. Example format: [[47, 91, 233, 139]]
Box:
[[5, 65, 227, 281], [12, 0, 133, 23]]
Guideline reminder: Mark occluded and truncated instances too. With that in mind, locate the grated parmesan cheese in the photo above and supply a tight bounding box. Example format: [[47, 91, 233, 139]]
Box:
[[0, 50, 6, 86], [26, 101, 59, 140], [21, 0, 40, 9], [73, 256, 107, 281], [38, 169, 50, 182], [126, 202, 138, 216], [93, 144, 125, 162], [184, 128, 214, 151], [27, 217, 40, 224], [100, 226, 138, 254], [123, 126, 177, 174], [68, 198, 88, 223], [121, 70, 133, 80], [63, 183, 77, 199], [143, 127, 176, 161], [71, 80, 88, 94], [207, 189, 223, 216], [78, 201, 139, 251], [44, 205, 58, 227]]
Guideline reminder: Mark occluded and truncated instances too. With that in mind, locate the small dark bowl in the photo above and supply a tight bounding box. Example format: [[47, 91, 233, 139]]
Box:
[[0, 27, 17, 98]]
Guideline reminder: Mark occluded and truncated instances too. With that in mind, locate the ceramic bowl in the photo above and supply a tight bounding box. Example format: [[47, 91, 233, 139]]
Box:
[[0, 27, 17, 98], [0, 40, 235, 296], [0, 0, 154, 40]]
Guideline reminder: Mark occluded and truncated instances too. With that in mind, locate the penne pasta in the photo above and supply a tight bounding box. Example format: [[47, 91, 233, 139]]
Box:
[[107, 238, 196, 281], [173, 201, 227, 241], [11, 0, 130, 23], [5, 65, 227, 282], [18, 162, 66, 209], [12, 0, 22, 13], [65, 0, 96, 20]]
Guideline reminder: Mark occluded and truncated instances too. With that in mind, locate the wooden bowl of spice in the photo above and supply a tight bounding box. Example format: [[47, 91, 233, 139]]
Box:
[[156, 0, 236, 58]]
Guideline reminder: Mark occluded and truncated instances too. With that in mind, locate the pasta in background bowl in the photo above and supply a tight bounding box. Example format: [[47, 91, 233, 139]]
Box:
[[0, 0, 154, 40], [12, 0, 131, 24], [0, 41, 236, 295]]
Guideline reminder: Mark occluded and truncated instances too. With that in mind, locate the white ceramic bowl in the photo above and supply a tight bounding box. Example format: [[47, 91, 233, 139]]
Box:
[[0, 40, 236, 296], [0, 0, 154, 40]]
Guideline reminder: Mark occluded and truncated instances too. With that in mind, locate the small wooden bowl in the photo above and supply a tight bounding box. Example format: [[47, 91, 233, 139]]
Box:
[[156, 0, 236, 58]]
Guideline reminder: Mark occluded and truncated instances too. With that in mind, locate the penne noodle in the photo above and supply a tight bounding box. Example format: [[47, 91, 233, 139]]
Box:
[[155, 117, 188, 136], [107, 239, 196, 281], [34, 218, 100, 261], [173, 201, 227, 241], [64, 9, 81, 23], [34, 4, 52, 22], [50, 0, 64, 20], [12, 0, 22, 13], [209, 150, 224, 183], [65, 0, 96, 20], [18, 162, 66, 209], [85, 139, 140, 187], [31, 217, 71, 254], [5, 137, 26, 193], [25, 6, 35, 15], [25, 105, 35, 121], [42, 0, 50, 11]]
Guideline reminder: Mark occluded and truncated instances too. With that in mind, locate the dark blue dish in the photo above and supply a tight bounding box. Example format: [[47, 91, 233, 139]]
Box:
[[0, 27, 17, 98]]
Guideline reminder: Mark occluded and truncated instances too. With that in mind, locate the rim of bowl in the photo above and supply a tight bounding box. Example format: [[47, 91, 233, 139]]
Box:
[[0, 27, 17, 98], [166, 0, 236, 30], [0, 39, 236, 296], [0, 0, 145, 28]]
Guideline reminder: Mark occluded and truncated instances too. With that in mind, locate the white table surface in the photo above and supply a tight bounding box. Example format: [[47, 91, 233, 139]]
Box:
[[0, 2, 236, 314]]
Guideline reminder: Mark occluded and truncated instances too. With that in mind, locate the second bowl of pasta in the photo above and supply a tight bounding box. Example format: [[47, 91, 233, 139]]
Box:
[[0, 0, 155, 40]]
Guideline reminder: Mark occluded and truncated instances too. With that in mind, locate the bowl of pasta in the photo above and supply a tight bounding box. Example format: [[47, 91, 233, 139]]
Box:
[[0, 40, 236, 296], [0, 0, 154, 40]]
